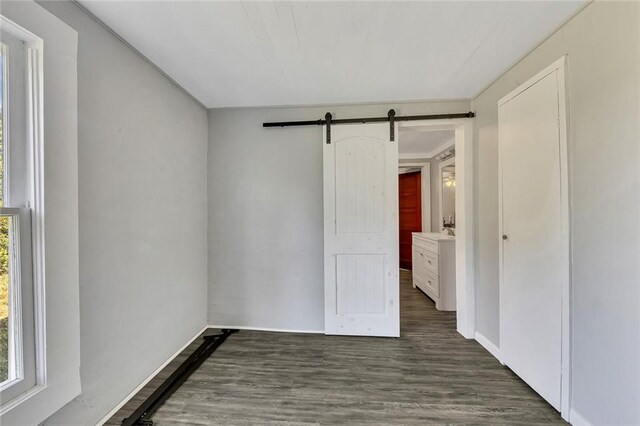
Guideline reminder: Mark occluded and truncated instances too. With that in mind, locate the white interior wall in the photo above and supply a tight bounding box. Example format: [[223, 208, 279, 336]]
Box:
[[207, 101, 470, 332], [35, 2, 209, 425], [16, 0, 635, 423], [472, 2, 639, 423]]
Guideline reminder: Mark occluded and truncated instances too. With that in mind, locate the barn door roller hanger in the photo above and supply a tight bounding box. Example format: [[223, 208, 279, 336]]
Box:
[[263, 109, 475, 143]]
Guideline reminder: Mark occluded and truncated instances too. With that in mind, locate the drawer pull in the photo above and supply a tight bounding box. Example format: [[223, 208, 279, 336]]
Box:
[[427, 260, 432, 264]]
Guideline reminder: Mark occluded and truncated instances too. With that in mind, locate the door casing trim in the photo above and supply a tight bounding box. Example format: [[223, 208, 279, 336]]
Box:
[[398, 118, 476, 339]]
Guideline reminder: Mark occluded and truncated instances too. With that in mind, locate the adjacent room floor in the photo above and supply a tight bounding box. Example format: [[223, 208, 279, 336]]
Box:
[[108, 271, 564, 425]]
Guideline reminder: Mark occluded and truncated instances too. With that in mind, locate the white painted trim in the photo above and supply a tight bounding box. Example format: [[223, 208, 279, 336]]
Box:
[[1, 41, 7, 209], [569, 409, 592, 426], [0, 11, 42, 44], [0, 209, 24, 394], [209, 325, 325, 334], [455, 119, 476, 338], [438, 156, 455, 231], [556, 57, 571, 423], [421, 163, 431, 233], [474, 332, 501, 363], [0, 11, 45, 405], [398, 161, 428, 167], [96, 325, 210, 426], [399, 118, 475, 339], [26, 23, 47, 393], [398, 160, 431, 233], [95, 324, 324, 425], [498, 56, 566, 107], [498, 56, 571, 421]]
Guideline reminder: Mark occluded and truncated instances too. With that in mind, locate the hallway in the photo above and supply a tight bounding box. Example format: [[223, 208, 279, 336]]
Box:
[[108, 271, 564, 425]]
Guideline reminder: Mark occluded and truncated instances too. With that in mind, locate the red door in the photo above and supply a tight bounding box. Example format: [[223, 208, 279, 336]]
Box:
[[399, 171, 422, 269]]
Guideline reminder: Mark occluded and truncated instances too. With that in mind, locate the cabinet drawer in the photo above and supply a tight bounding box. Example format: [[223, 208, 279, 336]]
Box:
[[412, 246, 426, 281], [416, 248, 438, 276], [423, 270, 439, 297], [412, 235, 438, 254]]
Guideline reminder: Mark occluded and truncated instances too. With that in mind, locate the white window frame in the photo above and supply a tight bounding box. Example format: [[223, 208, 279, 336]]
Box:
[[0, 209, 31, 396], [0, 209, 23, 387], [0, 2, 80, 423], [0, 14, 45, 406]]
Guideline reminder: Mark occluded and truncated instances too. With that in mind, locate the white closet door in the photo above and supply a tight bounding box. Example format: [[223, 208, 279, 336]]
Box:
[[323, 123, 399, 337], [499, 69, 564, 409]]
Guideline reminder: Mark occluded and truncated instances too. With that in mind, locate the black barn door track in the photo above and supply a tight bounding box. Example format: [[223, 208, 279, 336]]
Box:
[[121, 329, 239, 426]]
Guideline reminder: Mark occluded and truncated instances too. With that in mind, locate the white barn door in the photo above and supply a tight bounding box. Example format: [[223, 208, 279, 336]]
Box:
[[499, 59, 569, 412], [323, 122, 399, 337]]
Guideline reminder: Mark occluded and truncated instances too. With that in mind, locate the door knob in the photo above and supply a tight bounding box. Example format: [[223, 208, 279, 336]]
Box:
[[502, 234, 508, 240]]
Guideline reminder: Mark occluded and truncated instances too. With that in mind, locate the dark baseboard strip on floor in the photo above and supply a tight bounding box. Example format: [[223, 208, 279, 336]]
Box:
[[121, 329, 239, 426]]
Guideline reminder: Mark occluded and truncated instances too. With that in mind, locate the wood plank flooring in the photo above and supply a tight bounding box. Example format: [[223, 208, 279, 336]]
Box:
[[107, 270, 564, 425]]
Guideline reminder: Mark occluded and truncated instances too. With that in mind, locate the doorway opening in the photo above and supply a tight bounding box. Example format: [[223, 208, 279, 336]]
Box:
[[320, 115, 474, 338], [398, 170, 422, 270], [398, 129, 455, 309], [398, 120, 475, 339]]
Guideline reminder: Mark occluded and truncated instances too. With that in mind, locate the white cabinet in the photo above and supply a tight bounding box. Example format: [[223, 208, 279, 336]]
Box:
[[412, 233, 456, 311]]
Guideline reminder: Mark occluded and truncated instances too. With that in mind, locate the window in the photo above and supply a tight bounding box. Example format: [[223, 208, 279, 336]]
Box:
[[0, 26, 37, 404], [0, 3, 79, 422], [0, 44, 5, 385]]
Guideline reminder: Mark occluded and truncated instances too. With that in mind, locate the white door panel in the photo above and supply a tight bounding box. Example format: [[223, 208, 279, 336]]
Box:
[[499, 70, 563, 409], [324, 123, 399, 337]]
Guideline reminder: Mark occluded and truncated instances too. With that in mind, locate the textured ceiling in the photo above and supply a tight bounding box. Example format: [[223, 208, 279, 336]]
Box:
[[78, 1, 586, 108]]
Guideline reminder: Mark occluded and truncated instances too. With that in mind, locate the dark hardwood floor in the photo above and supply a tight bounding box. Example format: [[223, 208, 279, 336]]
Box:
[[107, 270, 564, 425]]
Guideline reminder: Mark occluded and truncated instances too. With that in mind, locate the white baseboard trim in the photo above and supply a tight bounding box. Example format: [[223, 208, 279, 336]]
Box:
[[96, 325, 209, 426], [96, 324, 321, 425], [475, 332, 501, 363], [569, 409, 592, 426], [209, 324, 324, 334]]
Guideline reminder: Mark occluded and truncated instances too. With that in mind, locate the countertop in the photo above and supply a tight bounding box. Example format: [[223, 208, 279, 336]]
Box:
[[412, 232, 455, 241]]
